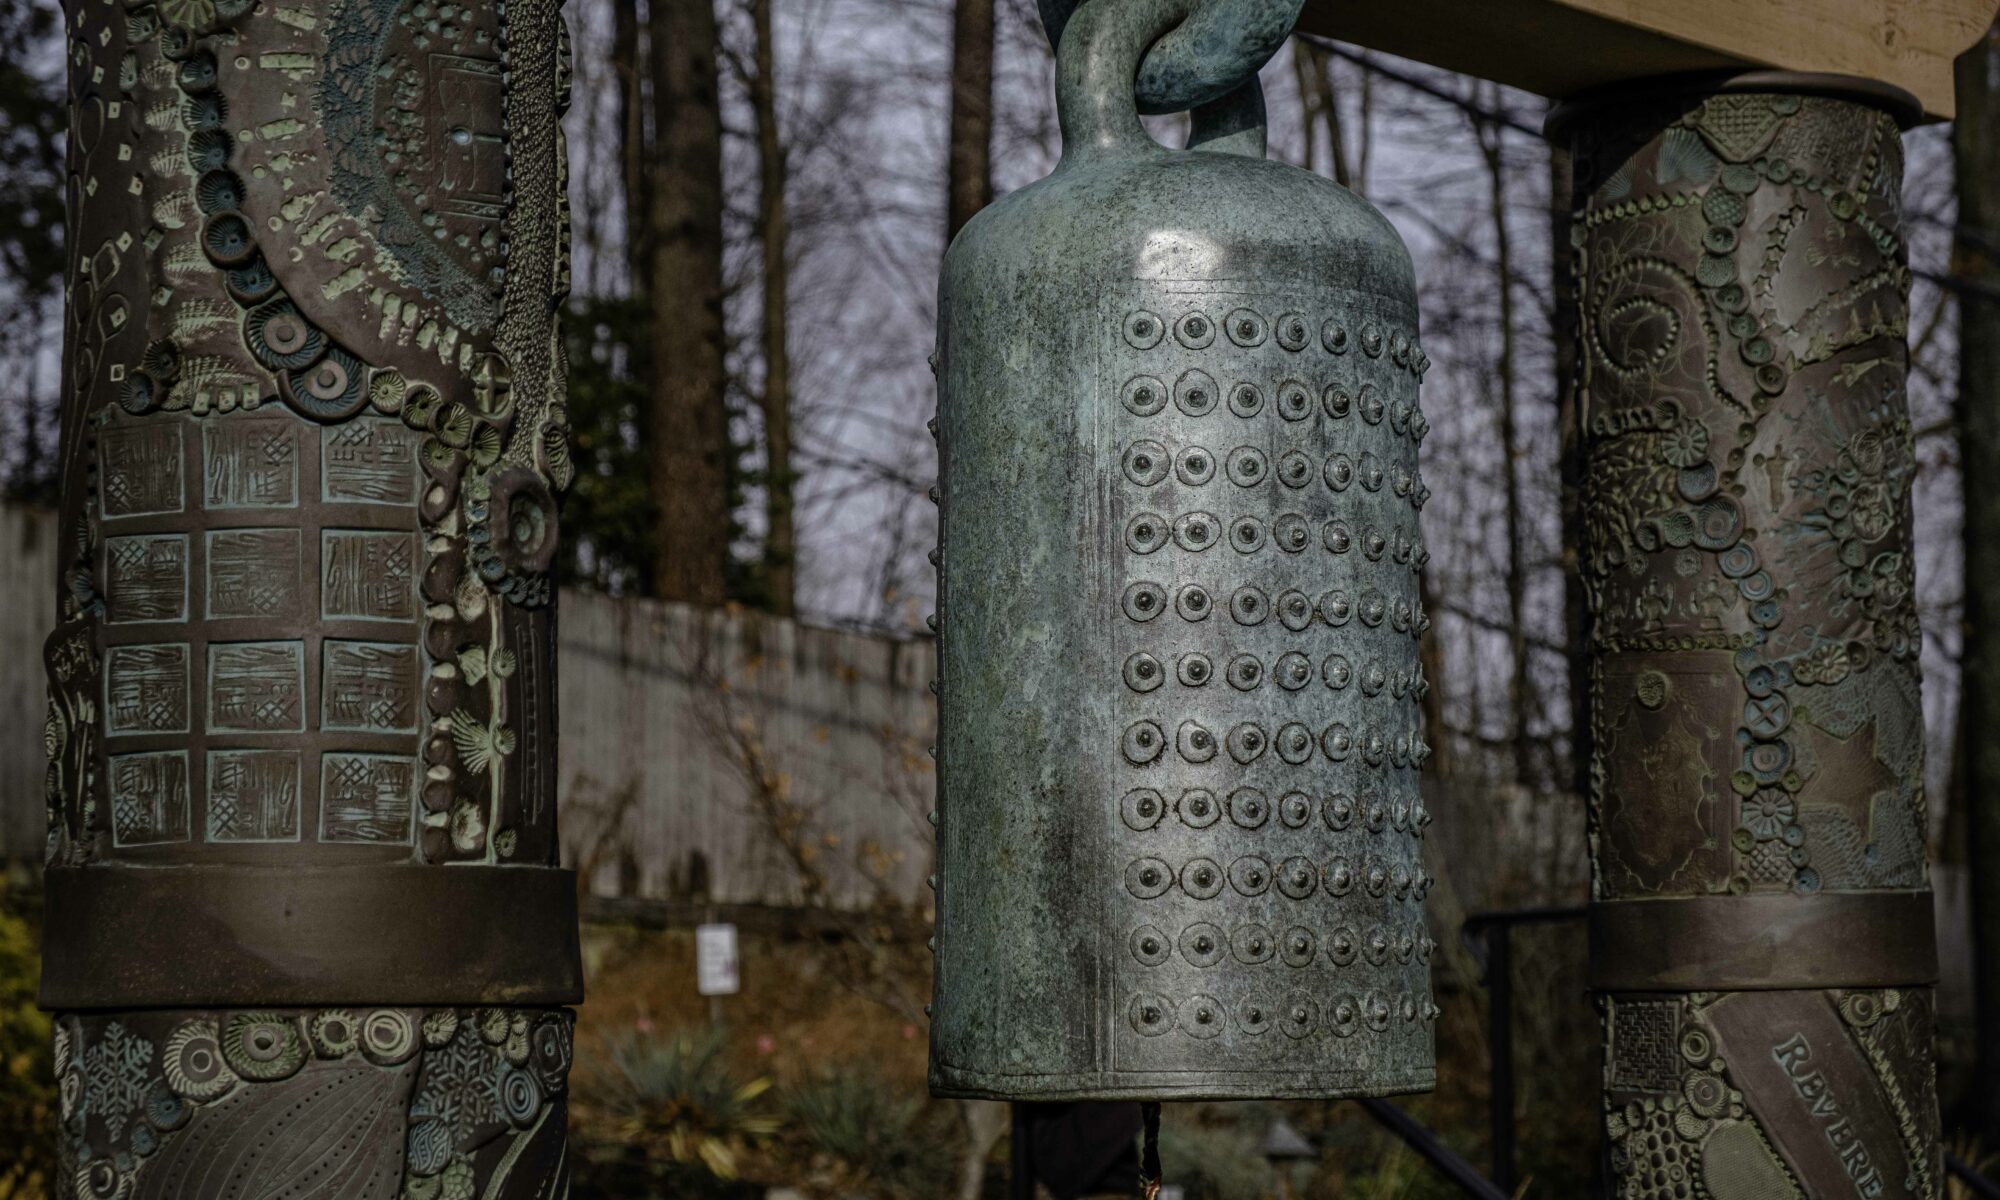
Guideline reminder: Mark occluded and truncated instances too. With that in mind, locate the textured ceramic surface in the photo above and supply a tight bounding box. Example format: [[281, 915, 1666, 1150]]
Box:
[[47, 0, 579, 1187], [1562, 80, 1942, 1198]]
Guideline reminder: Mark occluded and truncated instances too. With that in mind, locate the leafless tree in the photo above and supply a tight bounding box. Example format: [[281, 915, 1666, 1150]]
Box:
[[650, 0, 735, 604], [1953, 19, 2000, 1142]]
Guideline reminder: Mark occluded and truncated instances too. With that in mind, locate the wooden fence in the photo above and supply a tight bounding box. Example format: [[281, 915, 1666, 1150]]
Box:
[[557, 588, 936, 909]]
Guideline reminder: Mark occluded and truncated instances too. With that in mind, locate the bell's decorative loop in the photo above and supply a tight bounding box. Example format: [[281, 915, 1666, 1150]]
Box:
[[1038, 0, 1307, 115], [929, 0, 1435, 1101]]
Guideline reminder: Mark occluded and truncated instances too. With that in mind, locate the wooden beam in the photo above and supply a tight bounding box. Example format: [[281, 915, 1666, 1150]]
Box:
[[1298, 0, 2000, 120]]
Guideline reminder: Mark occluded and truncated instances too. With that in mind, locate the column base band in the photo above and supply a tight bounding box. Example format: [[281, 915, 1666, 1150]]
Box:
[[41, 864, 583, 1009], [1589, 890, 1937, 992]]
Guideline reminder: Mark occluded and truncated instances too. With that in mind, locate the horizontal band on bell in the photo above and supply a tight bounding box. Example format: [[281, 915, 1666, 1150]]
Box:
[[930, 1061, 1437, 1103], [41, 865, 582, 1010], [1589, 890, 1937, 992]]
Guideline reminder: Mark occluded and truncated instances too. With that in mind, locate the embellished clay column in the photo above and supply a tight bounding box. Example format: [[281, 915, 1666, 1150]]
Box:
[[1555, 77, 1941, 1198], [41, 0, 580, 1191]]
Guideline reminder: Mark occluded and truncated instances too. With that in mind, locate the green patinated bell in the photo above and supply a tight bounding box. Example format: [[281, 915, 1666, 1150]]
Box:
[[928, 0, 1437, 1101]]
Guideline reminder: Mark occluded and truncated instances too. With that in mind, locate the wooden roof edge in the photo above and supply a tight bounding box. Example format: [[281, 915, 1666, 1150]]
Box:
[[1298, 0, 2000, 121]]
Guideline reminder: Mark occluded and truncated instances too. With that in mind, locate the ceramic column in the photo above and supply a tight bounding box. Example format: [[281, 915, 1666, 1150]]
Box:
[[42, 0, 581, 1191], [1555, 75, 1942, 1199]]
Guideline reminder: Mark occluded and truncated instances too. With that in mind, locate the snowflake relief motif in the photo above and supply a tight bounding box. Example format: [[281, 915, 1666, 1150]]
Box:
[[81, 1021, 155, 1141], [409, 1022, 508, 1168]]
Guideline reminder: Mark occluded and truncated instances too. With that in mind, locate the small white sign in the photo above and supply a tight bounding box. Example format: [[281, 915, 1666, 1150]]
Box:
[[1156, 1187, 1186, 1200], [696, 923, 740, 996]]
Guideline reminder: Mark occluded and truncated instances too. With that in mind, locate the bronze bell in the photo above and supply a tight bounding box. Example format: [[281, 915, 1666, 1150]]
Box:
[[929, 0, 1436, 1100]]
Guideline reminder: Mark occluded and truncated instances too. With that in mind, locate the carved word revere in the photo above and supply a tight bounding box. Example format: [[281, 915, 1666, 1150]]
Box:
[[1773, 1032, 1886, 1198]]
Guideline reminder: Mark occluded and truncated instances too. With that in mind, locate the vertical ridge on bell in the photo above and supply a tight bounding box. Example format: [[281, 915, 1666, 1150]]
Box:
[[930, 0, 1433, 1102]]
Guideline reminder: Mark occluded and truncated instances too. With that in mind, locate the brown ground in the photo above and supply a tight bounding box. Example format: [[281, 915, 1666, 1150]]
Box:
[[567, 917, 1602, 1199]]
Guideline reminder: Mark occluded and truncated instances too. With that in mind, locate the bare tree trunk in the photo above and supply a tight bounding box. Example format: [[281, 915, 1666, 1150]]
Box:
[[947, 0, 996, 242], [612, 0, 649, 289], [749, 0, 796, 615], [1290, 38, 1350, 187], [16, 338, 49, 502], [649, 0, 732, 605], [1550, 142, 1591, 807], [1355, 49, 1374, 193], [1476, 97, 1533, 789], [1955, 19, 2000, 1143], [1291, 40, 1321, 176]]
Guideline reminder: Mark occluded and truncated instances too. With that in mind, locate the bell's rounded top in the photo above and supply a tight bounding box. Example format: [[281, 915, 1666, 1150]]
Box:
[[943, 0, 1414, 326], [945, 144, 1417, 328]]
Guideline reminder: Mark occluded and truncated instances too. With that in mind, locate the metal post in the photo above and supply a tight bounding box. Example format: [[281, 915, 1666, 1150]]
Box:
[[42, 0, 581, 1191], [1484, 924, 1515, 1195], [1355, 1099, 1510, 1200], [1461, 904, 1584, 1195], [1553, 75, 1942, 1197], [1009, 1103, 1034, 1200]]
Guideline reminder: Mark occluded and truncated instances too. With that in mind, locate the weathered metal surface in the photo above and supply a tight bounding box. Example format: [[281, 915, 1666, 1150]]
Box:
[[1035, 0, 1305, 114], [930, 0, 1434, 1101], [51, 0, 574, 877], [47, 0, 577, 1185], [1589, 891, 1936, 992], [41, 866, 582, 1007], [1559, 79, 1942, 1197]]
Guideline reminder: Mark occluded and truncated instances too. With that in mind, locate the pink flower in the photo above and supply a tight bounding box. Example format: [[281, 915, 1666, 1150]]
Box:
[[756, 1034, 776, 1055], [635, 1015, 655, 1034]]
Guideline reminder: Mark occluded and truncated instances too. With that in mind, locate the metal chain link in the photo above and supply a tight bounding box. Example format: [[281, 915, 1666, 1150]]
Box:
[[1038, 0, 1303, 115]]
